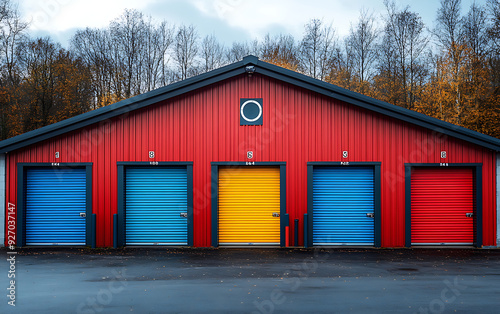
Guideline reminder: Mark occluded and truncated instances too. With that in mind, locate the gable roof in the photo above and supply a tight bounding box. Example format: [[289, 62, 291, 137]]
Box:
[[1, 55, 500, 153]]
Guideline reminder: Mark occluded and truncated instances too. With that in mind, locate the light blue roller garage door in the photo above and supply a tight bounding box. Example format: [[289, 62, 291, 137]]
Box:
[[25, 168, 87, 245], [313, 167, 374, 245], [125, 167, 188, 245]]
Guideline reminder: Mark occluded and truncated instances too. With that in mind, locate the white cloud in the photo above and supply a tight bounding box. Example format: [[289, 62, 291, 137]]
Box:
[[16, 0, 478, 48], [20, 0, 158, 32], [189, 0, 384, 40]]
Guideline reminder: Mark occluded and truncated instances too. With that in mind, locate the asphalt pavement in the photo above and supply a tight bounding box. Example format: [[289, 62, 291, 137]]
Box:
[[1, 247, 499, 313]]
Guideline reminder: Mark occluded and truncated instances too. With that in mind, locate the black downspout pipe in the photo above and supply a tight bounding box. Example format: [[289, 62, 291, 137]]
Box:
[[294, 219, 299, 246], [303, 214, 308, 248], [113, 214, 118, 248], [91, 214, 96, 248]]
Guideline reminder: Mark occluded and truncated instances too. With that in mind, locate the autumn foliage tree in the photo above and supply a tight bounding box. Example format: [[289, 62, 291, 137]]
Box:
[[0, 0, 499, 140], [14, 38, 92, 131], [0, 0, 94, 139], [415, 0, 500, 138]]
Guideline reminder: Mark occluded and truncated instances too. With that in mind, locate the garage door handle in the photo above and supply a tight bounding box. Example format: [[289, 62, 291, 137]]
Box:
[[272, 212, 280, 217], [180, 212, 188, 218], [366, 213, 374, 218], [466, 213, 473, 218], [79, 213, 86, 218]]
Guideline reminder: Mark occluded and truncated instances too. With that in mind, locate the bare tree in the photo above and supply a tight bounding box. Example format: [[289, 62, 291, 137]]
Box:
[[143, 19, 174, 90], [201, 34, 225, 72], [462, 2, 489, 58], [373, 32, 404, 106], [487, 0, 500, 89], [488, 0, 500, 52], [0, 0, 27, 85], [174, 24, 199, 80], [433, 0, 467, 122], [434, 0, 464, 48], [110, 9, 146, 98], [260, 33, 298, 70], [226, 41, 253, 63], [71, 28, 115, 108], [323, 39, 358, 92], [345, 10, 379, 86], [434, 0, 465, 86], [17, 37, 60, 129], [72, 12, 175, 104], [383, 0, 428, 109], [299, 19, 337, 80], [0, 0, 28, 139]]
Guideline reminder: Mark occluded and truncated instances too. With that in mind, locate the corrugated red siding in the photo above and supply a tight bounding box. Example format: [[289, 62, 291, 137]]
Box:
[[4, 73, 498, 247]]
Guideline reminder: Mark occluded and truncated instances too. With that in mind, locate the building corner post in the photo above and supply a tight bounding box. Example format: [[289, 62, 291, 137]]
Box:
[[496, 153, 500, 248]]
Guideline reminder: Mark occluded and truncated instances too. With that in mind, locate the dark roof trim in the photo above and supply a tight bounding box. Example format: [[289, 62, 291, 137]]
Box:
[[255, 64, 500, 151], [0, 60, 247, 153], [1, 54, 500, 153]]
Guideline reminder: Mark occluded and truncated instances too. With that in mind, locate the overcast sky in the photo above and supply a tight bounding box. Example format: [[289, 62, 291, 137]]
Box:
[[18, 0, 479, 47]]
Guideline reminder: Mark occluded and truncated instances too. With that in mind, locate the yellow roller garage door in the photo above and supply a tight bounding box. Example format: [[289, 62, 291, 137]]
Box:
[[218, 166, 281, 245]]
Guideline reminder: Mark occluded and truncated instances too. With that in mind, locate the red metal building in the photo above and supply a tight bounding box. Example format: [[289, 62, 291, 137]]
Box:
[[1, 56, 499, 248]]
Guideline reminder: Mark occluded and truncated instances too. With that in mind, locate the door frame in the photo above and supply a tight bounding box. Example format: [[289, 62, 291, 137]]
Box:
[[306, 162, 382, 247], [116, 162, 194, 247], [211, 162, 287, 247], [404, 163, 483, 248], [17, 163, 93, 247]]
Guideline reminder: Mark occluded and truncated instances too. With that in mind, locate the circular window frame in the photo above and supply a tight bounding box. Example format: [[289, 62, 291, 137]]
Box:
[[240, 100, 263, 122]]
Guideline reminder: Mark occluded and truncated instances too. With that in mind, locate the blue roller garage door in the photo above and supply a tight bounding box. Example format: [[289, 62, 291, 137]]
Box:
[[125, 167, 188, 245], [313, 167, 375, 245], [25, 168, 87, 245]]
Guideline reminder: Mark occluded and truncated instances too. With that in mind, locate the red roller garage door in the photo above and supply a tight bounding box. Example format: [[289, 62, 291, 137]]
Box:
[[411, 168, 475, 245]]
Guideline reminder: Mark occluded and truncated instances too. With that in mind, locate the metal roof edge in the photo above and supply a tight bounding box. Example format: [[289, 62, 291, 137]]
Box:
[[0, 59, 248, 153], [254, 59, 500, 152]]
